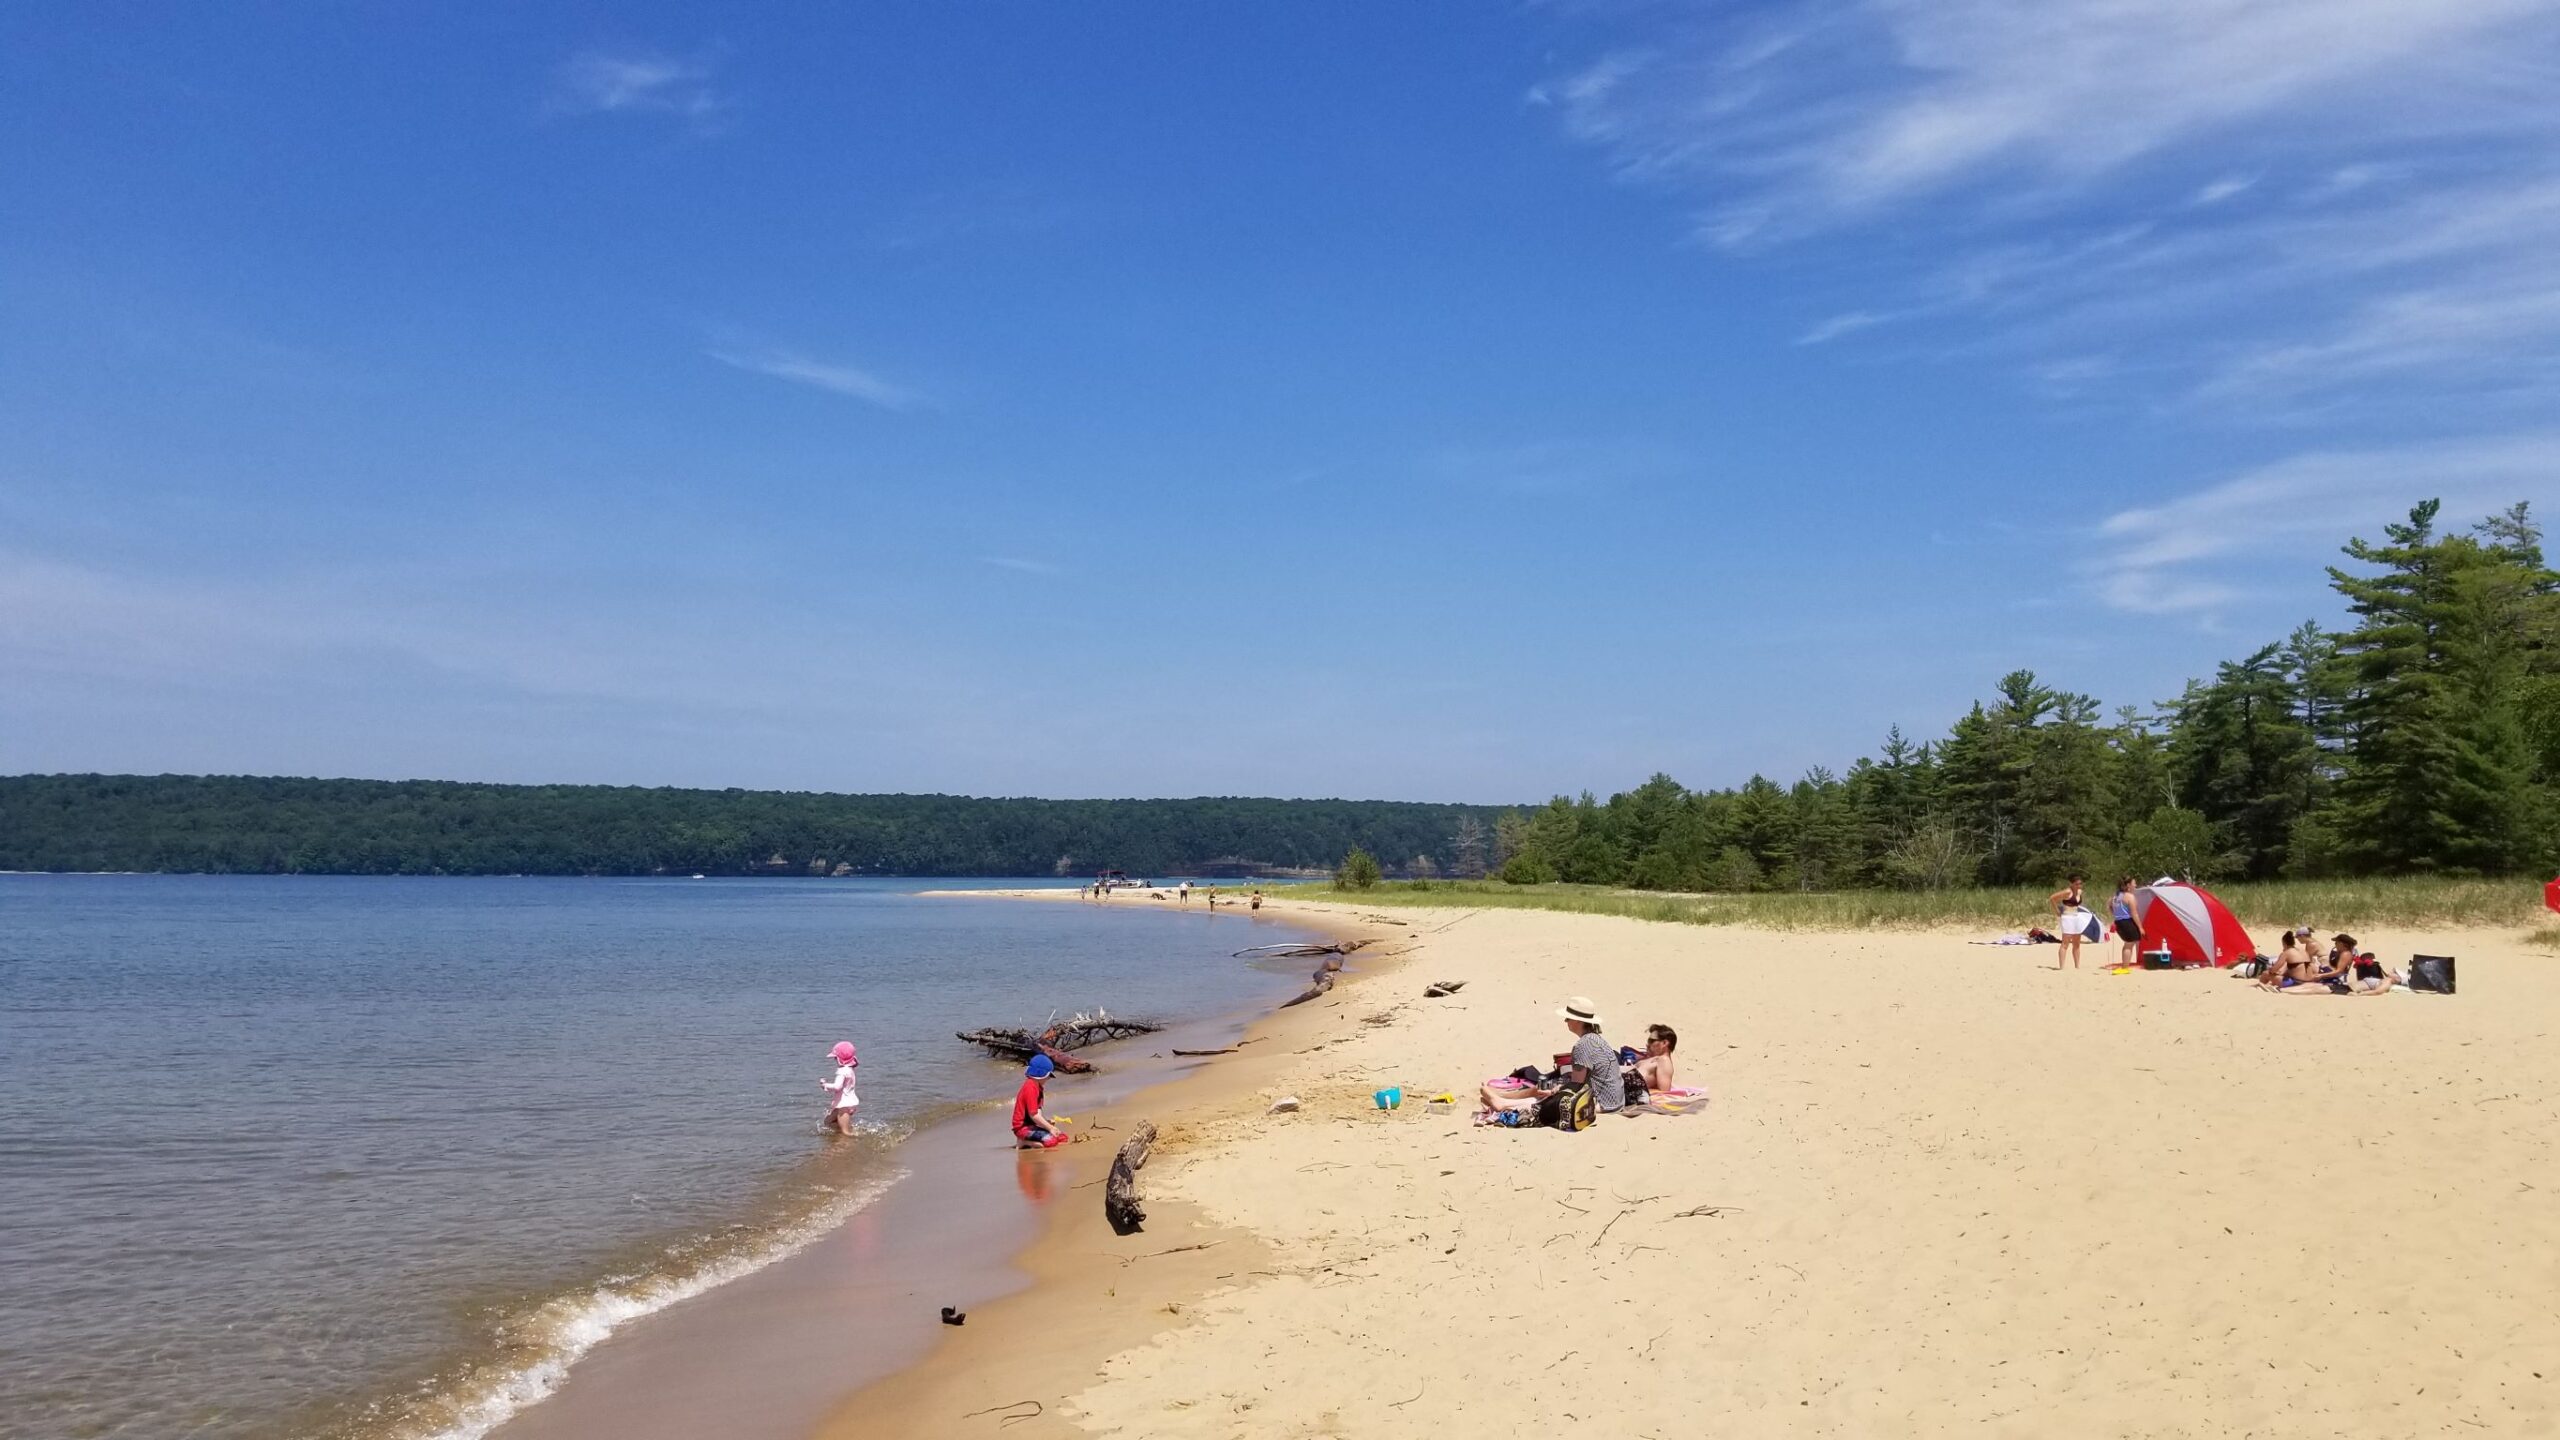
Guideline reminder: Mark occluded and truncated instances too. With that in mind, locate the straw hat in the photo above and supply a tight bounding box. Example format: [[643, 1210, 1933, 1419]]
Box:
[[1556, 997, 1602, 1027]]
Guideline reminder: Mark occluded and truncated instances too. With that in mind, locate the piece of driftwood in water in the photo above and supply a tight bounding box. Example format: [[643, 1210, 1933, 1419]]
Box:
[[1105, 1119, 1158, 1234], [1423, 979, 1467, 998], [1279, 966, 1337, 1009], [956, 1011, 1162, 1068], [1170, 1046, 1236, 1056], [1232, 937, 1375, 960]]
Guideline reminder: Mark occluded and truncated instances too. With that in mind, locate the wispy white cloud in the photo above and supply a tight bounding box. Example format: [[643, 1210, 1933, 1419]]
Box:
[[2191, 173, 2256, 206], [706, 348, 929, 411], [2090, 433, 2560, 614], [550, 50, 729, 128], [979, 556, 1063, 577], [1535, 1, 2560, 417], [1796, 309, 1890, 345]]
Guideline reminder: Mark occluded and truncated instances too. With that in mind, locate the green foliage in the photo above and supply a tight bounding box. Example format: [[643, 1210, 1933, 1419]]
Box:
[[1293, 875, 2547, 934], [1334, 847, 1383, 890], [0, 776, 1509, 879]]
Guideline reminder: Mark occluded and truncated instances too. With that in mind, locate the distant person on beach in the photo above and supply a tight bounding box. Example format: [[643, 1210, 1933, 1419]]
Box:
[[2282, 934, 2397, 995], [1250, 889, 1263, 911], [820, 1041, 860, 1136], [2047, 873, 2093, 969], [1012, 1055, 1070, 1149], [2109, 877, 2143, 966]]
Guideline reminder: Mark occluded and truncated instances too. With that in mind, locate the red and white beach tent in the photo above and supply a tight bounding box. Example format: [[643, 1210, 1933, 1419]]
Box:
[[2545, 875, 2560, 916], [2133, 879, 2255, 968]]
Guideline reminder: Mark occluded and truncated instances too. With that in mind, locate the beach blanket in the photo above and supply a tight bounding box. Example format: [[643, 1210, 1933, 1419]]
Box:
[[1626, 1086, 1710, 1117]]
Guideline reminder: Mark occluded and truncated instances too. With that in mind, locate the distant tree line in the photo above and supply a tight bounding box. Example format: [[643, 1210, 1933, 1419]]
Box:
[[0, 777, 1506, 879], [7, 501, 2551, 888], [1486, 500, 2559, 890]]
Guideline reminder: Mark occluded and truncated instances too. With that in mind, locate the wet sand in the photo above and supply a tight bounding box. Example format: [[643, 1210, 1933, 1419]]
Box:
[[824, 903, 2560, 1439], [486, 900, 1353, 1440]]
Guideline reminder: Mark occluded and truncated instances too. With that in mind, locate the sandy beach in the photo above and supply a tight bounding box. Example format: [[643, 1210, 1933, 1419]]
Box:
[[828, 893, 2560, 1439]]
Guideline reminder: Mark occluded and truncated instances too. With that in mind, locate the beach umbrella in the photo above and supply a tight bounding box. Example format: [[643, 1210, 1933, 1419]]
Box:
[[2133, 879, 2254, 968]]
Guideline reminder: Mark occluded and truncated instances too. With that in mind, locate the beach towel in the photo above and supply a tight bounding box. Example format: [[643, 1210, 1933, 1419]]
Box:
[[1626, 1086, 1710, 1117]]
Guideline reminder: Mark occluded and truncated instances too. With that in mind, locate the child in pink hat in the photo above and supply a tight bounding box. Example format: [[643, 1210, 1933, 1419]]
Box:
[[820, 1041, 860, 1135]]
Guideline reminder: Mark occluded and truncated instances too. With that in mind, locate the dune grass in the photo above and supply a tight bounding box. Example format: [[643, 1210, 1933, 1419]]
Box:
[[2530, 926, 2560, 953], [1290, 875, 2549, 937]]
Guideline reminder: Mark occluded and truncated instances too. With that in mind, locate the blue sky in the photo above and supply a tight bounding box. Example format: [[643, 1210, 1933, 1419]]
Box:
[[5, 2, 2558, 801]]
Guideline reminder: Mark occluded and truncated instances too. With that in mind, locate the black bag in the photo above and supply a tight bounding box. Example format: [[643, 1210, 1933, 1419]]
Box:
[[1543, 1081, 1597, 1132], [2410, 955, 2456, 994], [2233, 957, 2267, 978]]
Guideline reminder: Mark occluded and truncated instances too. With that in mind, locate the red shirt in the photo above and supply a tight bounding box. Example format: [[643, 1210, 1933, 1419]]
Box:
[[1011, 1078, 1045, 1138]]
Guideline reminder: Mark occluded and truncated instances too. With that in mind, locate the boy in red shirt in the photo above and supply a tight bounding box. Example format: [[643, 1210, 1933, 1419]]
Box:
[[1012, 1055, 1070, 1148]]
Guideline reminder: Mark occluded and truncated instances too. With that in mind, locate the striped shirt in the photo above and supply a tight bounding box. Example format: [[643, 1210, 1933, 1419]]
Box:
[[1571, 1032, 1624, 1113]]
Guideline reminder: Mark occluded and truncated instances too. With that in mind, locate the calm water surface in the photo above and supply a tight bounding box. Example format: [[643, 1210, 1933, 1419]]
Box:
[[0, 875, 1302, 1440]]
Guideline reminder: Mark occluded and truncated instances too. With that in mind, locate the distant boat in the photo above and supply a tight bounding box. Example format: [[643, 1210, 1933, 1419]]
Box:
[[690, 873, 706, 880]]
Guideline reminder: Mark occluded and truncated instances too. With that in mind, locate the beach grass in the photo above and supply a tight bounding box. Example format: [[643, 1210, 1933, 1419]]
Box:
[[2530, 925, 2560, 953], [1288, 876, 2549, 935]]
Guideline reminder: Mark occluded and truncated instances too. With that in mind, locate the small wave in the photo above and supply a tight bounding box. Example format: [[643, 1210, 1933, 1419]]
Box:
[[386, 1166, 907, 1440]]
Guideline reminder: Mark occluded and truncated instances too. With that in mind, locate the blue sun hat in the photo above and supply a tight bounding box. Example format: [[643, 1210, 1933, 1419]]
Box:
[[1026, 1055, 1055, 1079]]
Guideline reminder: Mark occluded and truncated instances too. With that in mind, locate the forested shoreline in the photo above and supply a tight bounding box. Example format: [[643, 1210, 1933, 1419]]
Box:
[[6, 501, 2552, 887], [0, 777, 1503, 878], [1478, 500, 2558, 890]]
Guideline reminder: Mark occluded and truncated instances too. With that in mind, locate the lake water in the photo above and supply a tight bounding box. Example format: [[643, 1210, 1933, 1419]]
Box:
[[0, 875, 1306, 1440]]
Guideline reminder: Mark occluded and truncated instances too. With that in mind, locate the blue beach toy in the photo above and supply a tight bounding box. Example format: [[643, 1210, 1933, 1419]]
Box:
[[1373, 1086, 1402, 1110]]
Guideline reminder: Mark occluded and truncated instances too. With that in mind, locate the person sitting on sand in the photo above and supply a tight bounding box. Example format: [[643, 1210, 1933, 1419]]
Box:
[[2276, 933, 2356, 994], [2254, 928, 2311, 989], [1629, 1024, 1677, 1092], [1478, 997, 1625, 1122], [2283, 934, 2399, 995], [820, 1040, 861, 1136], [1012, 1055, 1071, 1149]]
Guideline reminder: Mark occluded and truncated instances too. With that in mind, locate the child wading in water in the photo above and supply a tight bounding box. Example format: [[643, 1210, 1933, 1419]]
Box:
[[820, 1040, 861, 1136]]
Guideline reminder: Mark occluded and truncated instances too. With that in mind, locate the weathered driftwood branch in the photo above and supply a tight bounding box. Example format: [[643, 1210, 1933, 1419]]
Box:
[[956, 1012, 1162, 1070], [1279, 967, 1336, 1009], [1423, 979, 1467, 998], [1232, 938, 1375, 960], [1105, 1119, 1158, 1234]]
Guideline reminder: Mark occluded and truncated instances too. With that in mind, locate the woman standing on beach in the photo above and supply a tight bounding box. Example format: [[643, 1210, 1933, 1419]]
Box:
[[2109, 877, 2143, 967], [2047, 873, 2093, 969]]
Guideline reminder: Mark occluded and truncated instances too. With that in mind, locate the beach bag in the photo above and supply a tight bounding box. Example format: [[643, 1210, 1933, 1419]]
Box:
[[1543, 1081, 1597, 1132], [2233, 956, 2267, 979], [2410, 955, 2456, 994]]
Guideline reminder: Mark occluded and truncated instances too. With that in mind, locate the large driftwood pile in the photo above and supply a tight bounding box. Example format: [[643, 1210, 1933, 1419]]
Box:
[[955, 1010, 1161, 1072], [1105, 1119, 1158, 1234]]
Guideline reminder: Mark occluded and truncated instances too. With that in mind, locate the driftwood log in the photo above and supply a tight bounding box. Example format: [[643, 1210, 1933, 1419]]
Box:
[[1105, 1120, 1158, 1234], [1423, 979, 1467, 998], [1232, 938, 1374, 960], [956, 1014, 1162, 1071]]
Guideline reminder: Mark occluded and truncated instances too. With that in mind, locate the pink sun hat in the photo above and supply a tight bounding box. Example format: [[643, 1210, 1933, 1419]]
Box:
[[831, 1041, 857, 1065]]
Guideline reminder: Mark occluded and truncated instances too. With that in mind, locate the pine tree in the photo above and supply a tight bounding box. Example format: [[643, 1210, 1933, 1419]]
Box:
[[2319, 501, 2554, 873]]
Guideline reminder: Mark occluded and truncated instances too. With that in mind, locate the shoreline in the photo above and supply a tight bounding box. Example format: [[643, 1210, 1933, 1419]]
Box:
[[813, 889, 1407, 1440], [818, 903, 2560, 1438], [477, 890, 1370, 1440]]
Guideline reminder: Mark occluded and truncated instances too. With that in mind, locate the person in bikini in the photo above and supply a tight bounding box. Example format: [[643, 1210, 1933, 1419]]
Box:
[[2047, 873, 2094, 969]]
